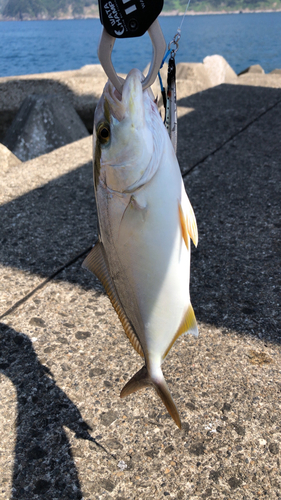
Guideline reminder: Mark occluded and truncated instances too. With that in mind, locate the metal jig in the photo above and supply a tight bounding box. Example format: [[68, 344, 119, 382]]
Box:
[[165, 54, 177, 154], [163, 29, 181, 154]]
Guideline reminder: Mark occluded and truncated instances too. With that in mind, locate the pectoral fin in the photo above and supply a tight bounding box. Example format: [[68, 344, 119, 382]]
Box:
[[82, 242, 144, 357], [120, 365, 181, 428], [178, 200, 198, 248], [163, 303, 198, 359]]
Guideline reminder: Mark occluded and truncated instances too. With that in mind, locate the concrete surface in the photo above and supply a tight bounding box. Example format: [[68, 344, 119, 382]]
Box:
[[0, 136, 92, 312], [0, 144, 21, 173], [0, 80, 281, 500]]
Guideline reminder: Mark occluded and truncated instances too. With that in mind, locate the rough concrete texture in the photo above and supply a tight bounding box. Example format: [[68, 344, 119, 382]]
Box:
[[176, 84, 281, 173], [3, 94, 89, 161], [0, 143, 21, 173], [0, 81, 281, 500], [0, 136, 92, 312]]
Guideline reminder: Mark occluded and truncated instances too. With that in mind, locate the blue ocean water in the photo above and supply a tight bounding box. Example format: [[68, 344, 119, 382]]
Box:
[[0, 12, 280, 78]]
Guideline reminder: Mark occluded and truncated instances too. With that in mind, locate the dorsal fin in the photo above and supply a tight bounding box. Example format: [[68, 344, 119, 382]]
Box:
[[163, 303, 198, 359], [82, 242, 144, 358], [178, 199, 198, 249]]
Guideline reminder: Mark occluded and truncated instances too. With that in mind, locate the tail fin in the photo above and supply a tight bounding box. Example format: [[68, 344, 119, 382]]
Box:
[[120, 365, 181, 428]]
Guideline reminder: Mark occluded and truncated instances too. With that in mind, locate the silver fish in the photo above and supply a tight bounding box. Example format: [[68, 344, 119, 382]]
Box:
[[83, 68, 198, 428]]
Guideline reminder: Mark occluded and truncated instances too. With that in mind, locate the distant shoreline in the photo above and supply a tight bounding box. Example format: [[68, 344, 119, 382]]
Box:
[[1, 8, 281, 21], [162, 8, 281, 15]]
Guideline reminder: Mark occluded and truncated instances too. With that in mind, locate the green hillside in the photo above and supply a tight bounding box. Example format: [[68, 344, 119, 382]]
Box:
[[166, 0, 281, 11], [1, 0, 281, 19], [0, 0, 8, 11], [1, 0, 95, 18]]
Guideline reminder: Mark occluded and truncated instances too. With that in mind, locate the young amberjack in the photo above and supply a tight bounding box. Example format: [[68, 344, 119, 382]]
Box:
[[83, 69, 198, 428]]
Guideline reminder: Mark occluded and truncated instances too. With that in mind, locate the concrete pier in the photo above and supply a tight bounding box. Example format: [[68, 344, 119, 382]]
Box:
[[0, 59, 281, 500]]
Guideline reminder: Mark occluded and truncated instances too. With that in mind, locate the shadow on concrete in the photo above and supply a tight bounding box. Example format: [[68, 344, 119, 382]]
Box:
[[177, 85, 281, 344], [0, 161, 96, 278], [176, 83, 281, 174], [1, 84, 281, 343], [0, 323, 99, 500]]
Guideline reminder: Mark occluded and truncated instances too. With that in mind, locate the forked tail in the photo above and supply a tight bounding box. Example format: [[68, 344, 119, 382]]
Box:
[[120, 365, 181, 428]]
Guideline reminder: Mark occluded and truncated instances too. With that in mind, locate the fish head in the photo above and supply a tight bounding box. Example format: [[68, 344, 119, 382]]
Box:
[[94, 68, 163, 192]]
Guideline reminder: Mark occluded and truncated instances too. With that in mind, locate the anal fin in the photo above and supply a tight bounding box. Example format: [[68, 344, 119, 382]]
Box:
[[163, 303, 198, 359], [82, 242, 144, 358]]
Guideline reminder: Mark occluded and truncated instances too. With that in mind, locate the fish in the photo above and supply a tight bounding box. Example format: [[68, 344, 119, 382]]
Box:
[[83, 68, 198, 428]]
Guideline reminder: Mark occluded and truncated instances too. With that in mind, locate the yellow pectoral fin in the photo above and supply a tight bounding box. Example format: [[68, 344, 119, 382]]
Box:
[[82, 242, 144, 358], [163, 303, 198, 359], [178, 200, 198, 248], [178, 201, 189, 250]]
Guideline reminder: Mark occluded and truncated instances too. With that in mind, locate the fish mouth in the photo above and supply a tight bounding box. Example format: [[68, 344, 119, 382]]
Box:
[[104, 69, 148, 125]]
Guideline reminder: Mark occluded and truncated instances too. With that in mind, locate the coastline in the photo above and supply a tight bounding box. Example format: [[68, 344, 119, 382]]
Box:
[[1, 8, 281, 21], [162, 8, 281, 15]]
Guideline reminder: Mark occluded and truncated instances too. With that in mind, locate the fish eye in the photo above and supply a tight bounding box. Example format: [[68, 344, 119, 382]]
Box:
[[97, 122, 110, 146]]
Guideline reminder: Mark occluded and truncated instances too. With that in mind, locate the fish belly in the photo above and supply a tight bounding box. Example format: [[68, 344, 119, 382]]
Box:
[[97, 144, 191, 363]]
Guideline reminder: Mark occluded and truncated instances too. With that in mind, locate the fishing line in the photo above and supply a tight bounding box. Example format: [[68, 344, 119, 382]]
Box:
[[158, 0, 192, 152], [158, 0, 191, 91], [178, 0, 192, 32], [0, 245, 93, 320]]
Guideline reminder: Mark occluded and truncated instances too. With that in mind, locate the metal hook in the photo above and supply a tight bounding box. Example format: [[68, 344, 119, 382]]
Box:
[[98, 19, 166, 95]]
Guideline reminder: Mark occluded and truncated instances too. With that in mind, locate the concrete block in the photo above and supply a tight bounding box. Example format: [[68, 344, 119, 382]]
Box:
[[203, 54, 237, 86], [3, 94, 89, 161], [0, 64, 123, 140], [176, 62, 213, 100], [176, 61, 209, 82], [238, 64, 265, 76], [269, 68, 281, 75]]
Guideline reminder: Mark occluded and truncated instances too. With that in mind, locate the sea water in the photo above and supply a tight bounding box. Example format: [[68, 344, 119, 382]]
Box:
[[0, 12, 280, 78]]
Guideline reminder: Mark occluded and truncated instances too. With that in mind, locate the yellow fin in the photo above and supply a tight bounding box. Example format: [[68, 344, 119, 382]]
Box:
[[178, 199, 198, 248], [163, 303, 198, 359], [82, 243, 144, 358], [120, 365, 181, 429], [178, 201, 189, 250]]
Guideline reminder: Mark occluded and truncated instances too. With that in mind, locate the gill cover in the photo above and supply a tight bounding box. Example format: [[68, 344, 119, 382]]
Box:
[[94, 69, 164, 193]]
